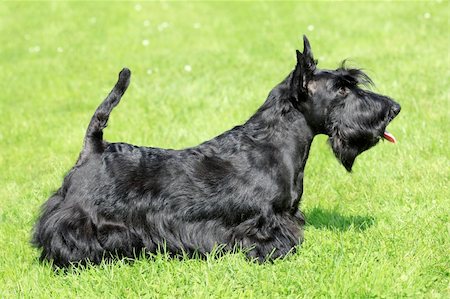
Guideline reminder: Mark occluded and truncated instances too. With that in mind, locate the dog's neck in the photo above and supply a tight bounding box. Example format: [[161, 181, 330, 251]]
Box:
[[244, 78, 315, 184]]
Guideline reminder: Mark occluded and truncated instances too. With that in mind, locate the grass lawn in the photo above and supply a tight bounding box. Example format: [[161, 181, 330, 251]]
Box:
[[0, 1, 448, 298]]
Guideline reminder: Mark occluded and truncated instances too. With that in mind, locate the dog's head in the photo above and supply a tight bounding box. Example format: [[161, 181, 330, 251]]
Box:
[[291, 35, 401, 171]]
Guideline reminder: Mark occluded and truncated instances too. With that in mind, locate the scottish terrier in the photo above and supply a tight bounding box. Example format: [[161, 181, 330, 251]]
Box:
[[33, 36, 400, 267]]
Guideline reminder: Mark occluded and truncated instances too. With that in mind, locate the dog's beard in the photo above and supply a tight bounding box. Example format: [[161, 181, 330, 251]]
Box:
[[328, 128, 381, 172], [325, 102, 395, 172]]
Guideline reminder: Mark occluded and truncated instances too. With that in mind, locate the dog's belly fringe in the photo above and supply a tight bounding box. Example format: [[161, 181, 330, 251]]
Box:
[[32, 190, 304, 266]]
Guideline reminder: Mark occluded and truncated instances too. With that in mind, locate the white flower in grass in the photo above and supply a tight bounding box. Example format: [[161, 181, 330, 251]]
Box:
[[28, 46, 40, 53], [147, 69, 153, 75], [142, 39, 150, 46], [423, 12, 431, 19], [57, 47, 63, 53], [158, 22, 169, 32], [184, 65, 192, 72], [161, 2, 169, 10], [134, 4, 142, 12], [307, 24, 314, 31]]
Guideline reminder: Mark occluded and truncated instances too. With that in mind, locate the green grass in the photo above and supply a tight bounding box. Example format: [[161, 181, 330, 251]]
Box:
[[0, 1, 448, 298]]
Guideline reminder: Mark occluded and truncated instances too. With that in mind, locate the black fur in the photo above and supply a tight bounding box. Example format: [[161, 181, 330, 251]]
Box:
[[32, 36, 400, 267]]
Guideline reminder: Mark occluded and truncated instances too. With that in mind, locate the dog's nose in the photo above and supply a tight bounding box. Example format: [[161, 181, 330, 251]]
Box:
[[391, 103, 401, 117]]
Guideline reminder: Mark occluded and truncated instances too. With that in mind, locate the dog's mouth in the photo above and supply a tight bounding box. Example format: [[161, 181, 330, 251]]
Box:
[[383, 130, 397, 143], [381, 106, 400, 144]]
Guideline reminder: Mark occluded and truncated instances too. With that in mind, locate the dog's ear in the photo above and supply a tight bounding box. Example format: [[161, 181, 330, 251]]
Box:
[[292, 35, 317, 101], [302, 35, 316, 72]]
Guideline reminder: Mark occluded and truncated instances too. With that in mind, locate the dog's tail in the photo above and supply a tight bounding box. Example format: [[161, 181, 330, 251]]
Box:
[[80, 68, 131, 160]]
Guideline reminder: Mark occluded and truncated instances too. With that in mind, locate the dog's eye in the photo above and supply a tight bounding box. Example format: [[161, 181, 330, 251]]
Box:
[[338, 87, 349, 97]]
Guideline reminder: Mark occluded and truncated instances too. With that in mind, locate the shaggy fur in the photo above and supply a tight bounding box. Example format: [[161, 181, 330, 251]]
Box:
[[32, 36, 400, 267]]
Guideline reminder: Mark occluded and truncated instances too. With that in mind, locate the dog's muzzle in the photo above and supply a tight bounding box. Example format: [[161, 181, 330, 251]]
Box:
[[382, 103, 401, 143]]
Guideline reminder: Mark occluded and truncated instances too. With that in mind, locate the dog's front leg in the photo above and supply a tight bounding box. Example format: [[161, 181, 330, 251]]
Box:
[[290, 171, 304, 213]]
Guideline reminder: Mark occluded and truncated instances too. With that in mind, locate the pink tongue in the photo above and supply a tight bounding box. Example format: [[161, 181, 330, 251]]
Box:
[[383, 131, 397, 143]]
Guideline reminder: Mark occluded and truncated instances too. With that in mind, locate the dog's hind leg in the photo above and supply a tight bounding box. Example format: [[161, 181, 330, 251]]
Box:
[[78, 68, 131, 164], [33, 201, 104, 267]]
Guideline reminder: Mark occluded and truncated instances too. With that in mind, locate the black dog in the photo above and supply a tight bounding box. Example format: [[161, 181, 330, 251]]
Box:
[[33, 36, 400, 267]]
